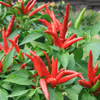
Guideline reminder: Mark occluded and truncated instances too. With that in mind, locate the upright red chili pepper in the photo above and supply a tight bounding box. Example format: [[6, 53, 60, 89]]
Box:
[[59, 3, 69, 41], [29, 3, 48, 17], [51, 57, 57, 78], [88, 50, 94, 83], [6, 14, 15, 37], [27, 0, 37, 13], [32, 57, 43, 77], [42, 51, 52, 73], [30, 50, 51, 79], [2, 27, 9, 53], [93, 62, 99, 77], [39, 78, 49, 100], [24, 0, 32, 14], [21, 1, 24, 14]]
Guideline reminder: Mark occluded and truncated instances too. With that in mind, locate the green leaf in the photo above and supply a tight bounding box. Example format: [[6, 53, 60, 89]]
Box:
[[0, 89, 8, 100], [0, 53, 4, 60], [73, 48, 83, 61], [68, 27, 83, 37], [65, 88, 78, 100], [85, 42, 100, 63], [63, 77, 77, 85], [3, 48, 14, 73], [48, 87, 55, 100], [72, 84, 82, 93], [90, 21, 100, 37], [49, 45, 61, 51], [34, 41, 50, 51], [29, 89, 37, 97], [31, 92, 40, 100], [19, 31, 42, 45], [59, 53, 69, 69], [82, 92, 97, 100], [1, 82, 12, 90], [4, 75, 33, 85], [8, 90, 30, 97], [8, 69, 32, 78], [67, 55, 75, 70], [55, 92, 63, 100]]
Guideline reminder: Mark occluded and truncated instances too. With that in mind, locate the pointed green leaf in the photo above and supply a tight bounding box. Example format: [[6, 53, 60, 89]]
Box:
[[90, 21, 100, 37], [0, 89, 8, 100], [65, 88, 78, 100], [4, 74, 33, 85], [3, 48, 14, 73], [19, 31, 42, 45], [60, 53, 69, 69]]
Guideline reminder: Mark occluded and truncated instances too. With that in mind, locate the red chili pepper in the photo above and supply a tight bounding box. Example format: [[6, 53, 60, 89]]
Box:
[[27, 0, 37, 13], [0, 2, 10, 7], [64, 34, 76, 43], [20, 63, 26, 69], [78, 80, 92, 88], [51, 57, 57, 78], [21, 0, 24, 14], [29, 50, 51, 79], [63, 70, 85, 80], [8, 34, 20, 52], [32, 57, 43, 77], [57, 68, 65, 75], [46, 78, 56, 84], [29, 3, 48, 17], [68, 20, 72, 27], [6, 14, 15, 37], [0, 61, 3, 73], [59, 3, 69, 41], [39, 78, 49, 100], [7, 66, 11, 70], [93, 62, 99, 77], [24, 0, 32, 14], [93, 74, 100, 85], [88, 50, 94, 83], [7, 39, 24, 59], [61, 36, 85, 49], [58, 73, 80, 84], [42, 51, 52, 73], [44, 31, 62, 47], [2, 27, 9, 53], [38, 19, 52, 31], [51, 11, 59, 31]]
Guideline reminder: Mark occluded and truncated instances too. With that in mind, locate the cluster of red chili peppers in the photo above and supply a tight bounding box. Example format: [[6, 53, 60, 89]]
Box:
[[0, 0, 48, 17], [38, 3, 84, 49], [25, 50, 84, 100], [78, 50, 100, 96], [0, 14, 25, 73]]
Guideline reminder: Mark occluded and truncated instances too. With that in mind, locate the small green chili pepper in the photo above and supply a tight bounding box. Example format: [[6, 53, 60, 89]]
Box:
[[0, 3, 2, 16], [90, 80, 100, 92], [18, 49, 23, 63], [74, 7, 86, 29], [1, 7, 7, 21]]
